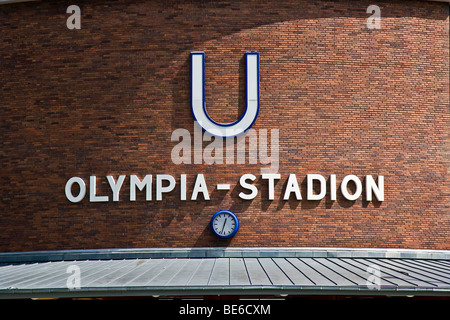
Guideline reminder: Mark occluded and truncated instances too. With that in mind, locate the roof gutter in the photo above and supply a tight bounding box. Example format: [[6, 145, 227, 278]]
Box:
[[1, 285, 450, 300], [0, 0, 449, 4]]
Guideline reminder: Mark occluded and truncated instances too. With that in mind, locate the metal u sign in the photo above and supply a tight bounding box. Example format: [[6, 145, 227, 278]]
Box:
[[190, 52, 260, 138]]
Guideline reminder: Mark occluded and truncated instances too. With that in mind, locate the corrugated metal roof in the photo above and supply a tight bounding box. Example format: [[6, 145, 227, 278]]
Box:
[[1, 254, 449, 299]]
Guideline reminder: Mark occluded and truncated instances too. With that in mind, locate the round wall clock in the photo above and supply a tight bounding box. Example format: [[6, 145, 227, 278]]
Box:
[[210, 210, 239, 239]]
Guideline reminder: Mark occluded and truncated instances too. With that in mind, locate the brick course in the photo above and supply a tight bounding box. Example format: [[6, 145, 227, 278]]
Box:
[[0, 0, 448, 251]]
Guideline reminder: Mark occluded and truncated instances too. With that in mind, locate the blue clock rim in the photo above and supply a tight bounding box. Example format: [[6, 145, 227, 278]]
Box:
[[210, 210, 239, 239]]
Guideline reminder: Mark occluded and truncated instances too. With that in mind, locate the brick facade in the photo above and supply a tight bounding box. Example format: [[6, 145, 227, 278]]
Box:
[[0, 0, 449, 252]]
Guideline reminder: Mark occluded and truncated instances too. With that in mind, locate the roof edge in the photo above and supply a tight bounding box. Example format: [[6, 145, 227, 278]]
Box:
[[1, 247, 450, 263], [2, 285, 450, 300]]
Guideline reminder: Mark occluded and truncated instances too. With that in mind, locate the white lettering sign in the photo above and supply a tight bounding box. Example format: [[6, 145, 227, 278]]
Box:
[[191, 52, 259, 138]]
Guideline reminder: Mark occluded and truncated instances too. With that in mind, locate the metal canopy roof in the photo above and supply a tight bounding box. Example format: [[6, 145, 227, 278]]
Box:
[[0, 248, 449, 299]]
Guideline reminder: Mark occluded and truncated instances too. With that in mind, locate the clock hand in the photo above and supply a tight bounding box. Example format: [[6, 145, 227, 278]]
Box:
[[221, 218, 227, 234]]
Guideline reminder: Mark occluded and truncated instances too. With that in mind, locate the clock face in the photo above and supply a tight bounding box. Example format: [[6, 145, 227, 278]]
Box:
[[210, 210, 239, 239]]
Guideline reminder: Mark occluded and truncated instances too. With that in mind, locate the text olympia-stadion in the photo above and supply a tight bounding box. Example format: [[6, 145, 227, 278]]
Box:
[[0, 0, 449, 300]]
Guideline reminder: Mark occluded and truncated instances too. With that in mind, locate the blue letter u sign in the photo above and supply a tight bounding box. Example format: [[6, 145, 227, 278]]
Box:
[[190, 52, 260, 138]]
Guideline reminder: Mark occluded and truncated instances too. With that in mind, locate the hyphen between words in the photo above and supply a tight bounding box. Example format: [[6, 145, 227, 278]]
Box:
[[65, 173, 384, 203]]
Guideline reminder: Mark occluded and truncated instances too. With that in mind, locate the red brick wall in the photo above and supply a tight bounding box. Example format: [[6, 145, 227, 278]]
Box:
[[0, 0, 448, 251]]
